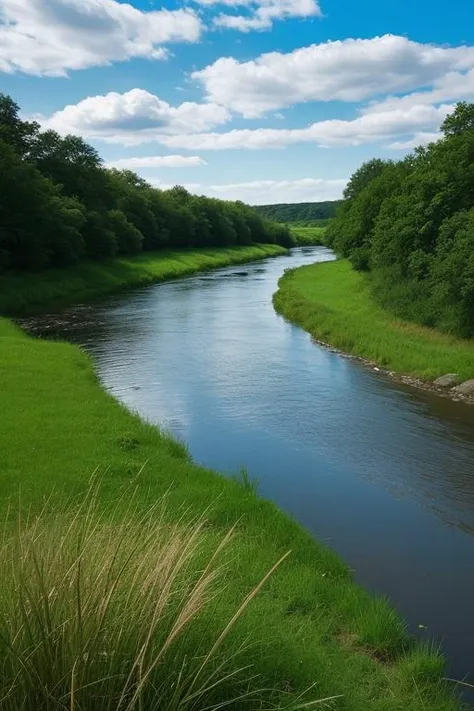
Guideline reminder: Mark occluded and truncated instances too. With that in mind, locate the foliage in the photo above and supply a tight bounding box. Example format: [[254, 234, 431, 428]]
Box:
[[291, 226, 327, 245], [0, 94, 293, 274], [0, 317, 462, 710], [254, 201, 341, 224], [273, 259, 474, 382], [326, 102, 474, 337]]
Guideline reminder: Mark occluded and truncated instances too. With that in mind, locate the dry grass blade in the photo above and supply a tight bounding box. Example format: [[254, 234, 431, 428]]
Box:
[[0, 485, 330, 711]]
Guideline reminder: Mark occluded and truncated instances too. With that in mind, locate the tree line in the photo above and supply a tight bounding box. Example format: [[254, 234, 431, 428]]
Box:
[[326, 103, 474, 338], [0, 95, 292, 273], [255, 200, 341, 225]]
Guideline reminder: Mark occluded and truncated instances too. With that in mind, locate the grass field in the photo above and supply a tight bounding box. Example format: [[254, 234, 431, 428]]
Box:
[[291, 226, 327, 245], [0, 247, 465, 709], [274, 259, 474, 383], [0, 244, 286, 316]]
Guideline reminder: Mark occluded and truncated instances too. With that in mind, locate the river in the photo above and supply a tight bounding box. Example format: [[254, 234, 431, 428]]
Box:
[[23, 246, 474, 687]]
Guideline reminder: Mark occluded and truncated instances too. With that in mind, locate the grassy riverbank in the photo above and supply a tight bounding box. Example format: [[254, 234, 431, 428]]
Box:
[[0, 244, 286, 316], [274, 259, 474, 382], [0, 317, 464, 708]]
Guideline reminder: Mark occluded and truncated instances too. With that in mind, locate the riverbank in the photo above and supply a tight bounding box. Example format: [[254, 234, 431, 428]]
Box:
[[273, 259, 474, 397], [0, 244, 286, 316], [0, 316, 463, 709]]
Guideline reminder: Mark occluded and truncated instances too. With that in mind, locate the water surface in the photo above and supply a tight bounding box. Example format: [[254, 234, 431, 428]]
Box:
[[25, 247, 474, 685]]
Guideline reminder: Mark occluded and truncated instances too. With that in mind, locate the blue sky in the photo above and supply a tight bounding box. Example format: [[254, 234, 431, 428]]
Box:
[[1, 0, 473, 203]]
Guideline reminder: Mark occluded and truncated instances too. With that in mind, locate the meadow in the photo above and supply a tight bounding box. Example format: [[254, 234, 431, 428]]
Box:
[[274, 259, 474, 382]]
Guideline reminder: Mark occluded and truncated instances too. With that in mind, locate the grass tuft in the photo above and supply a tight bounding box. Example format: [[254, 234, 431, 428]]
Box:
[[234, 467, 260, 496], [0, 483, 318, 711]]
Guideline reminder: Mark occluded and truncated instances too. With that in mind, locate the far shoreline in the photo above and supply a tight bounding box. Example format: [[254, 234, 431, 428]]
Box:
[[273, 259, 474, 406]]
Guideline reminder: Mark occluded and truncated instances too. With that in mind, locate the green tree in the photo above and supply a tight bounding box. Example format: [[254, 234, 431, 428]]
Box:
[[441, 102, 474, 137]]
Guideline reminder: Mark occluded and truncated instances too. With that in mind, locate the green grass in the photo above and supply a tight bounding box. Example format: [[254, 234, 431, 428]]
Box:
[[0, 313, 464, 709], [0, 244, 286, 316], [291, 226, 327, 246], [273, 259, 474, 382], [0, 485, 302, 710]]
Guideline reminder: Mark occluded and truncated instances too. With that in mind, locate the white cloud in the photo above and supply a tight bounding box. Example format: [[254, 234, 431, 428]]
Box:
[[212, 0, 321, 32], [387, 132, 441, 150], [159, 103, 454, 150], [106, 155, 206, 169], [151, 178, 346, 204], [0, 0, 201, 76], [365, 68, 474, 114], [192, 35, 474, 117], [205, 177, 346, 203], [43, 89, 231, 144]]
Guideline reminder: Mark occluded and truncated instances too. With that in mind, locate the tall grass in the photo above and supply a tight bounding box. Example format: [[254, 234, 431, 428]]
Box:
[[274, 259, 474, 382], [0, 484, 333, 711]]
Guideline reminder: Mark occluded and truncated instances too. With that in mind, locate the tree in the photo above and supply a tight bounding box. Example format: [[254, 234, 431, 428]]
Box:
[[343, 159, 390, 201], [107, 210, 143, 255], [0, 93, 295, 273], [0, 94, 39, 157], [441, 102, 474, 137], [326, 102, 474, 336], [0, 140, 84, 271]]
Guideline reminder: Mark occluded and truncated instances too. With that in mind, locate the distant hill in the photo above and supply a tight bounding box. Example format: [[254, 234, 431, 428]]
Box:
[[254, 200, 342, 224]]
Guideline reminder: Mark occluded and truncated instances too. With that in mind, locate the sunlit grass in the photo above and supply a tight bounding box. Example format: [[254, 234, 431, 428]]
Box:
[[0, 244, 286, 316], [274, 259, 474, 382]]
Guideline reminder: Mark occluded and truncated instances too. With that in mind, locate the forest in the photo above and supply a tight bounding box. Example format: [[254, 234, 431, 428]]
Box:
[[255, 200, 341, 224], [0, 95, 292, 273], [326, 103, 474, 338]]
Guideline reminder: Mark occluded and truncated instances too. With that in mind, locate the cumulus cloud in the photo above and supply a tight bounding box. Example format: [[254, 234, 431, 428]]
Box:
[[106, 155, 207, 169], [151, 177, 346, 204], [387, 132, 441, 150], [212, 0, 321, 32], [159, 103, 454, 150], [43, 89, 231, 144], [192, 35, 474, 117], [365, 68, 474, 115], [0, 0, 201, 76]]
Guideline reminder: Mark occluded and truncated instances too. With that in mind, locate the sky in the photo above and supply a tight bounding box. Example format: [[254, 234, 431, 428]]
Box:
[[1, 0, 474, 204]]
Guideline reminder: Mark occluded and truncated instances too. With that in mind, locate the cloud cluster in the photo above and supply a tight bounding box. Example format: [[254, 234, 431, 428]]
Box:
[[40, 87, 454, 151], [212, 0, 321, 32], [44, 89, 230, 144], [0, 0, 201, 76], [160, 103, 453, 150], [192, 35, 474, 116], [106, 155, 206, 169], [35, 33, 474, 154]]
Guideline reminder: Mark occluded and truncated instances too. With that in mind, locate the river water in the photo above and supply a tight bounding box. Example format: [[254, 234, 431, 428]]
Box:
[[23, 246, 474, 685]]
